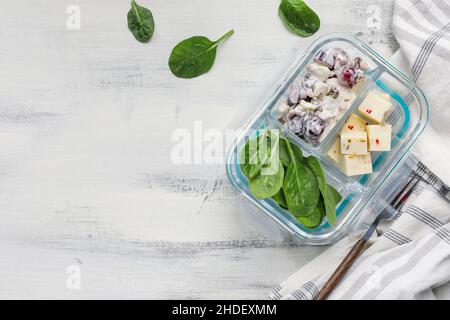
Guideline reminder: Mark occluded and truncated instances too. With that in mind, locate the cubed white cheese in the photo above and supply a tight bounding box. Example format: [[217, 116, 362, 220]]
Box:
[[340, 131, 368, 155], [327, 138, 341, 163], [377, 92, 391, 102], [351, 77, 366, 93], [340, 113, 368, 135], [358, 91, 392, 124], [311, 81, 330, 98], [339, 154, 373, 176], [367, 125, 392, 152]]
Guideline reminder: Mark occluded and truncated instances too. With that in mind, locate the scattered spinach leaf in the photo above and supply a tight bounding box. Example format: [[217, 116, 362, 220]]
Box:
[[278, 0, 320, 37], [168, 29, 234, 79], [127, 0, 155, 43], [283, 139, 320, 216]]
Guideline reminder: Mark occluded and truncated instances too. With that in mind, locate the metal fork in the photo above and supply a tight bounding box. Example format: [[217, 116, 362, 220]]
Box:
[[316, 168, 424, 300]]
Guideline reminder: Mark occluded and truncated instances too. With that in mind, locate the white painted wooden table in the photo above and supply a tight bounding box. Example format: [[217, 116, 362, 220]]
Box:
[[0, 0, 401, 299]]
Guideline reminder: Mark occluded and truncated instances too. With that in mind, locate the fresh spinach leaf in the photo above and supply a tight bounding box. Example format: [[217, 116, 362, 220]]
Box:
[[278, 0, 320, 37], [322, 184, 342, 225], [283, 140, 320, 216], [240, 139, 251, 177], [297, 198, 324, 228], [240, 137, 260, 178], [305, 156, 342, 225], [168, 29, 234, 79], [249, 162, 284, 199], [279, 138, 291, 167], [272, 188, 288, 209], [240, 135, 264, 178], [243, 130, 281, 179], [305, 156, 325, 191], [127, 0, 155, 43], [248, 131, 273, 178], [241, 132, 340, 227], [327, 184, 342, 204], [279, 138, 303, 167]]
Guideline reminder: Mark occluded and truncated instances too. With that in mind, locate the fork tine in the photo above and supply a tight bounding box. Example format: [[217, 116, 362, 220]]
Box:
[[393, 176, 422, 210], [389, 159, 427, 209], [390, 170, 419, 207]]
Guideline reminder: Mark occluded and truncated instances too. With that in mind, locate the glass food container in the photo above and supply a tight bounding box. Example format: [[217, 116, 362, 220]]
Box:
[[225, 33, 429, 245]]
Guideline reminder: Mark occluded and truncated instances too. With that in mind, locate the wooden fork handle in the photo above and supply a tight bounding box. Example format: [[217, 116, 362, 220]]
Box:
[[316, 238, 367, 300]]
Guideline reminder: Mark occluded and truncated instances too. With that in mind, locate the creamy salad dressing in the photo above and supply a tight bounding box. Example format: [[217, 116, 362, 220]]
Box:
[[276, 47, 368, 145]]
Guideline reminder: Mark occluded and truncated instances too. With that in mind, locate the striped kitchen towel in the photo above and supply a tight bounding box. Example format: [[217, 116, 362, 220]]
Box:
[[390, 0, 450, 186], [268, 0, 450, 300]]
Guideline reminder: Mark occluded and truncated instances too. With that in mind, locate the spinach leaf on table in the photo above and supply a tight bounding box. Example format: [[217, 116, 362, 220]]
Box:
[[283, 140, 320, 216], [168, 29, 234, 79], [127, 0, 155, 43], [278, 0, 320, 37]]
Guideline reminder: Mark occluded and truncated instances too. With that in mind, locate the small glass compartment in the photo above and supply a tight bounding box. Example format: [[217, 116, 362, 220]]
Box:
[[226, 34, 428, 245], [269, 39, 380, 148]]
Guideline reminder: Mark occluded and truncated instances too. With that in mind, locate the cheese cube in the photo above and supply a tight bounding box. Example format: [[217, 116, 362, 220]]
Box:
[[377, 92, 391, 102], [327, 138, 341, 163], [358, 91, 392, 124], [367, 125, 392, 151], [340, 132, 368, 155], [339, 154, 373, 176], [340, 113, 368, 135], [351, 77, 366, 93]]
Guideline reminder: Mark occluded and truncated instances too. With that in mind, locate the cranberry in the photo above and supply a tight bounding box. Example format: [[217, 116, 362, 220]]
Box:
[[338, 66, 358, 87]]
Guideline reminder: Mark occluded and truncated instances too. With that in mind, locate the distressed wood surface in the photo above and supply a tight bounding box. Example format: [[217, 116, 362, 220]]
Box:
[[0, 0, 399, 299]]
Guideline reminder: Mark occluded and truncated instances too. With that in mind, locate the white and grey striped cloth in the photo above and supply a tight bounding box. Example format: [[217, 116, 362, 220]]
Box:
[[268, 0, 450, 300], [391, 0, 450, 186]]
